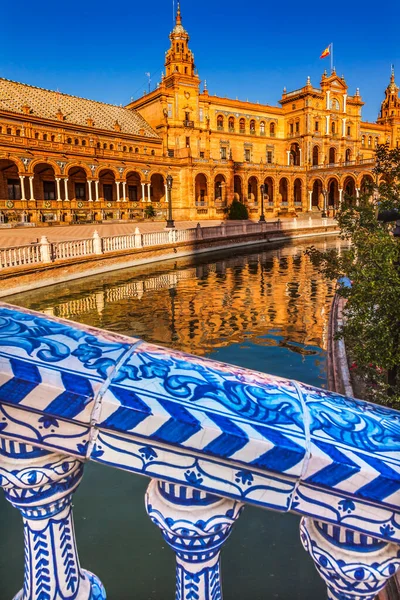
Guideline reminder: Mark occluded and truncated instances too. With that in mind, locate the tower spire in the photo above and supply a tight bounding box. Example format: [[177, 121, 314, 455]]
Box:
[[176, 1, 181, 24]]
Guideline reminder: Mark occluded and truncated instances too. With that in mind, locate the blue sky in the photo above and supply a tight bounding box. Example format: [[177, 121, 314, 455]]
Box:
[[0, 0, 399, 122]]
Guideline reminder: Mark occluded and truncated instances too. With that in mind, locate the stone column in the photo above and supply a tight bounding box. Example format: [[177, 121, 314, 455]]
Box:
[[146, 480, 243, 600], [339, 188, 343, 206], [308, 190, 313, 211], [326, 90, 330, 110], [299, 148, 302, 166], [147, 183, 151, 203], [0, 443, 106, 600], [141, 182, 146, 202], [342, 118, 347, 137], [95, 180, 99, 202], [19, 175, 26, 201], [122, 181, 127, 202], [301, 518, 400, 600], [29, 176, 34, 201], [343, 93, 347, 113], [326, 115, 330, 135], [55, 177, 62, 201], [40, 235, 52, 263], [116, 181, 120, 202], [287, 150, 291, 166], [88, 180, 93, 202], [64, 178, 69, 202]]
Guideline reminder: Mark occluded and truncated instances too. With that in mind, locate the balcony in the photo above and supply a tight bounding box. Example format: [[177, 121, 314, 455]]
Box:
[[183, 120, 194, 128], [217, 125, 224, 131]]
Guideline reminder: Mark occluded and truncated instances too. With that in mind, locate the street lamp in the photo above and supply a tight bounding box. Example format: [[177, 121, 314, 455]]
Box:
[[259, 183, 266, 222], [166, 174, 175, 228]]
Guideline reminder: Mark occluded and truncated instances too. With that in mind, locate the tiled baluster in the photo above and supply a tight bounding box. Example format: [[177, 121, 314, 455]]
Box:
[[300, 518, 400, 600], [146, 480, 243, 600], [0, 443, 106, 600]]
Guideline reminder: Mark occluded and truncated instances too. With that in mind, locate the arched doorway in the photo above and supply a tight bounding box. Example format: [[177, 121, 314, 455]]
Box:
[[68, 167, 89, 222], [34, 163, 58, 223], [327, 178, 339, 209], [293, 178, 302, 207], [312, 146, 319, 166], [150, 173, 165, 203], [328, 147, 336, 165], [290, 143, 301, 166], [247, 176, 258, 203], [0, 159, 25, 201], [234, 175, 242, 201], [360, 174, 374, 198], [343, 176, 356, 202], [345, 148, 352, 163], [311, 179, 323, 209], [195, 173, 208, 206], [264, 177, 274, 206], [99, 169, 115, 203], [214, 174, 226, 205], [279, 178, 288, 205], [126, 171, 142, 202]]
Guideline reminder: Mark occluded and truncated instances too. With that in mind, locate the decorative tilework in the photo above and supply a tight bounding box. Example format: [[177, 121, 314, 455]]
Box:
[[0, 302, 400, 546]]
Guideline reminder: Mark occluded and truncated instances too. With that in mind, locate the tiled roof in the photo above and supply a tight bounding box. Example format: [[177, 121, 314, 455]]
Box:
[[0, 78, 159, 139]]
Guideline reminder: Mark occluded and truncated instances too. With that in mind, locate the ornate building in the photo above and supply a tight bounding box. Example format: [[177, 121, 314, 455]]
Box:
[[0, 4, 399, 225]]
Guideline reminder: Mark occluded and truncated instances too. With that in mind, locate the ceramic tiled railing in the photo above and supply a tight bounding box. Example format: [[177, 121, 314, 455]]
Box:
[[0, 218, 336, 270], [1, 302, 397, 600]]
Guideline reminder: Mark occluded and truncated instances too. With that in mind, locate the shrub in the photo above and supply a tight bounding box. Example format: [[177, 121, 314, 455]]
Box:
[[227, 199, 249, 220]]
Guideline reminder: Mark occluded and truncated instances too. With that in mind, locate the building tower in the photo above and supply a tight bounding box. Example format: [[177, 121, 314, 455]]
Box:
[[378, 67, 400, 123], [165, 3, 196, 79]]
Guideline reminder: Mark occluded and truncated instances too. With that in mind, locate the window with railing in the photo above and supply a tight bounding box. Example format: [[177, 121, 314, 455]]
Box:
[[244, 148, 251, 162], [270, 122, 275, 137], [228, 117, 235, 132], [250, 119, 256, 134], [220, 147, 227, 160], [239, 118, 246, 133], [217, 115, 224, 131], [260, 121, 265, 135], [43, 181, 56, 200]]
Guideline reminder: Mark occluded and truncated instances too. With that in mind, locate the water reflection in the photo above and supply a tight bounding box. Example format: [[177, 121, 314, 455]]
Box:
[[10, 237, 339, 366]]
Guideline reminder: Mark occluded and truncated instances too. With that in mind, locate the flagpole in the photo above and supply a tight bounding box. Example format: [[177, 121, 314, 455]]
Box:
[[331, 42, 334, 73]]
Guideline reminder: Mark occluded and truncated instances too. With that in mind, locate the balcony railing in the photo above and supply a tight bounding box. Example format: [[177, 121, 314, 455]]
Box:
[[0, 298, 398, 600]]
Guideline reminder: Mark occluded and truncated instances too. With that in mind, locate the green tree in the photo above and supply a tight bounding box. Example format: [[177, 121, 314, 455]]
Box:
[[227, 199, 249, 220], [307, 144, 400, 407], [144, 204, 156, 219]]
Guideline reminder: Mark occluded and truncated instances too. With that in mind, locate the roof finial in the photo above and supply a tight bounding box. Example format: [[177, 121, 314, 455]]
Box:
[[203, 79, 207, 91], [391, 64, 395, 83], [176, 1, 181, 24]]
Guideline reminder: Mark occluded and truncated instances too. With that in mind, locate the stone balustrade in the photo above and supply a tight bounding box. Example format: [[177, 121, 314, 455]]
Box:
[[0, 302, 399, 599], [0, 218, 335, 270]]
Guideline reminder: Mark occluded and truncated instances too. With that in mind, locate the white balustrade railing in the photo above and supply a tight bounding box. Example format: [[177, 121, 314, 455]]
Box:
[[0, 243, 41, 268], [0, 303, 399, 600], [0, 218, 337, 271]]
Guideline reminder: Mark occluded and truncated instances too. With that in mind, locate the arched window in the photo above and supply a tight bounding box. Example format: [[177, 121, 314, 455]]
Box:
[[289, 123, 294, 135], [368, 136, 372, 147], [82, 139, 86, 146], [217, 115, 224, 130], [67, 138, 72, 144], [7, 127, 12, 135], [331, 121, 336, 135], [330, 98, 340, 110], [75, 139, 79, 145], [96, 142, 100, 148], [103, 143, 107, 149], [312, 146, 319, 166], [16, 129, 21, 137], [228, 117, 235, 132], [295, 120, 300, 133], [135, 147, 139, 153], [110, 144, 114, 150], [347, 125, 351, 136], [239, 118, 246, 133], [51, 134, 55, 142], [250, 119, 256, 133], [314, 120, 319, 132], [260, 121, 265, 135], [129, 147, 133, 152], [345, 148, 351, 162], [270, 122, 275, 136], [151, 149, 155, 155], [43, 134, 48, 141], [329, 147, 336, 164], [361, 135, 365, 146]]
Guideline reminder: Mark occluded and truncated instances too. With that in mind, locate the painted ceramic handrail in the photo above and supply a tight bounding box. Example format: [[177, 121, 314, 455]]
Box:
[[0, 301, 399, 600]]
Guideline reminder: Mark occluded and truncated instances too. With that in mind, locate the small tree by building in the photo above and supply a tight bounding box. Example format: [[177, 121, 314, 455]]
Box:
[[307, 144, 400, 407], [144, 204, 156, 219], [227, 199, 249, 220]]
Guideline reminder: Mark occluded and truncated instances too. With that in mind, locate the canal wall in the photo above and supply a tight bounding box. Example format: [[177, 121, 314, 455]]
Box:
[[0, 219, 338, 297]]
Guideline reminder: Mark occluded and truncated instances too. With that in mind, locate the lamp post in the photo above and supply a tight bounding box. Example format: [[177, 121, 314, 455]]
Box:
[[259, 183, 266, 222], [321, 189, 328, 218], [166, 174, 175, 228]]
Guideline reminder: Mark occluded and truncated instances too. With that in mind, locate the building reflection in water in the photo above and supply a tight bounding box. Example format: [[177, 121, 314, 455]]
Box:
[[10, 237, 340, 365]]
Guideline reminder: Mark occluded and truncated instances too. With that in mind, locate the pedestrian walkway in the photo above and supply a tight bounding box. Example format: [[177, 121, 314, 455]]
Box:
[[0, 215, 322, 248]]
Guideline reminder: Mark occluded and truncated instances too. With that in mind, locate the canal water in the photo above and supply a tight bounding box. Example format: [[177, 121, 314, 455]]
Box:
[[0, 236, 339, 599]]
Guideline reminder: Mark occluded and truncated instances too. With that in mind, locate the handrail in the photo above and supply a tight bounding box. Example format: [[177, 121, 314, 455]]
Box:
[[0, 218, 337, 270], [0, 302, 399, 599]]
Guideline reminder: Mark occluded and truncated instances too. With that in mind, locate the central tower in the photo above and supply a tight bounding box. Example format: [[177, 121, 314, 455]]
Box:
[[165, 3, 196, 79]]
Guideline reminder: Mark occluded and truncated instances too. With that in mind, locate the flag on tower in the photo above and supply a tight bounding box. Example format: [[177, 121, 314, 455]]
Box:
[[320, 45, 331, 59]]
